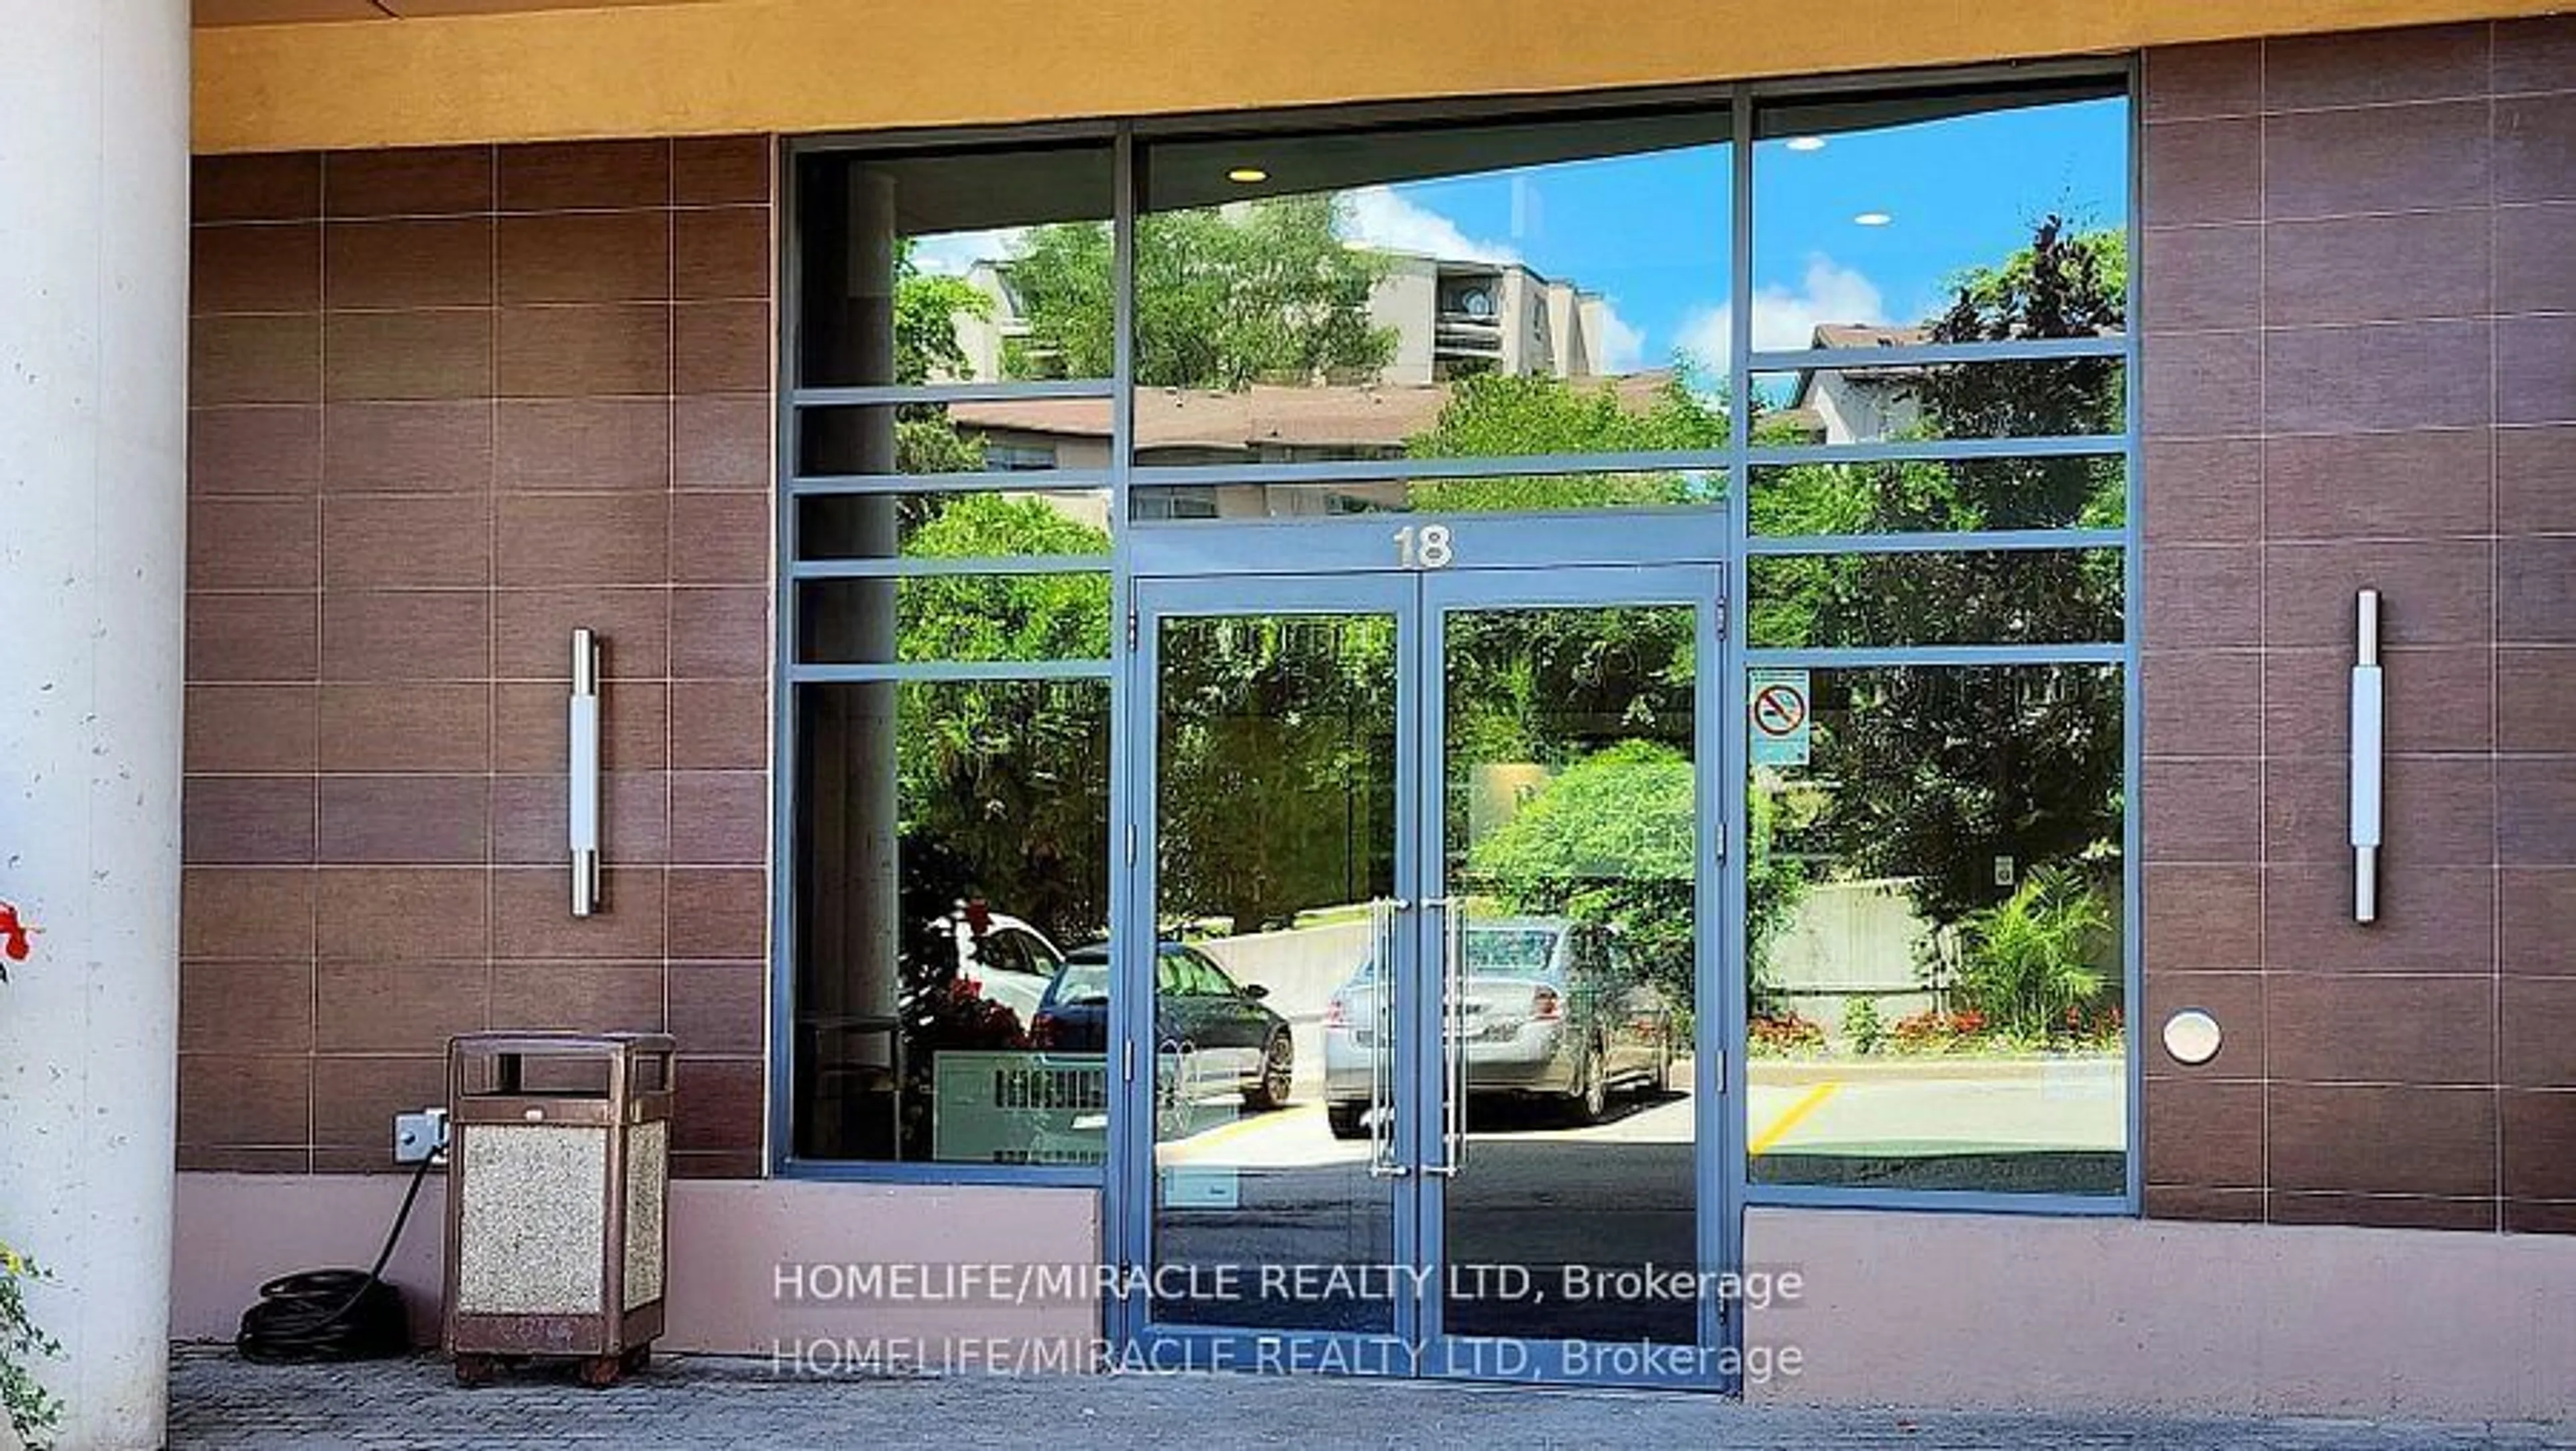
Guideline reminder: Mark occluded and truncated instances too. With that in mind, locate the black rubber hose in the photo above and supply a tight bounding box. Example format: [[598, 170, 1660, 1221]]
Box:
[[234, 1153, 435, 1364]]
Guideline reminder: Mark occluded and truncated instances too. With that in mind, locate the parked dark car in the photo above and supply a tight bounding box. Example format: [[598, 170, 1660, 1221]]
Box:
[[1031, 942, 1296, 1110]]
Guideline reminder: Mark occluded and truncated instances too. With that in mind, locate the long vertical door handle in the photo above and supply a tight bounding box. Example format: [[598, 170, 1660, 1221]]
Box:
[[1421, 896, 1465, 1177], [1365, 896, 1410, 1179]]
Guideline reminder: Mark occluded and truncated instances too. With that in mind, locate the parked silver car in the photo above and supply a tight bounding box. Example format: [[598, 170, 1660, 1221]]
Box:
[[1321, 916, 1676, 1139]]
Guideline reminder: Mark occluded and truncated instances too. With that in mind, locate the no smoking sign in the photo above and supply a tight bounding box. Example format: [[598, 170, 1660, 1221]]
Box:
[[1748, 668, 1811, 767]]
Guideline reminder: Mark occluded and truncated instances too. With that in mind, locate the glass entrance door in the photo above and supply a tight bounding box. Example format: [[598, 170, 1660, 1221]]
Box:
[[1123, 567, 1727, 1387]]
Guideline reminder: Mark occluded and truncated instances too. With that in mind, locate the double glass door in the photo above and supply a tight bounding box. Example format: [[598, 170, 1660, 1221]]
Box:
[[1119, 566, 1729, 1387]]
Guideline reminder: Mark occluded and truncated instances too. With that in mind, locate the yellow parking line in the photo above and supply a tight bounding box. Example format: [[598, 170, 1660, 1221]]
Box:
[[1173, 1101, 1316, 1154], [1748, 1081, 1840, 1158]]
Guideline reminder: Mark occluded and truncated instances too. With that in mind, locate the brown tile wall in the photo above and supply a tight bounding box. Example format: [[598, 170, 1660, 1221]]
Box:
[[2141, 20, 2576, 1232], [183, 137, 777, 1179]]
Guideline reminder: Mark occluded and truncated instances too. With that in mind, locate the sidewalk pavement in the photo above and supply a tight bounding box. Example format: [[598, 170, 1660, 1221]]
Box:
[[168, 1347, 2576, 1449]]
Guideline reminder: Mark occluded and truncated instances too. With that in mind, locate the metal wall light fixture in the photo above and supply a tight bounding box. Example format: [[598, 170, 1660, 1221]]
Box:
[[570, 627, 605, 917], [2350, 590, 2382, 924]]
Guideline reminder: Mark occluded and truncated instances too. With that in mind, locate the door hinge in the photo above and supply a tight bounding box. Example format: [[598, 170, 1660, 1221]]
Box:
[[1126, 610, 1139, 650], [1715, 819, 1728, 863], [1125, 822, 1137, 866], [1714, 595, 1729, 641], [1122, 1038, 1135, 1083], [1712, 1049, 1727, 1093]]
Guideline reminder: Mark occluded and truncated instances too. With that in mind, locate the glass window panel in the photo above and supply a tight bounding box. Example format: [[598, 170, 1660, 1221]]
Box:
[[1135, 110, 1731, 469], [1748, 548, 2123, 649], [795, 573, 1112, 663], [797, 490, 1113, 561], [1130, 468, 1726, 522], [794, 142, 1116, 390], [1750, 82, 2127, 356], [796, 399, 1114, 478], [791, 678, 1113, 1164], [1750, 457, 2125, 535], [1746, 663, 2127, 1196], [1752, 359, 2125, 445]]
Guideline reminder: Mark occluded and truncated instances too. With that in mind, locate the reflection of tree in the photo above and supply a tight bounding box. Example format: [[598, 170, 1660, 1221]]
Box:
[[1408, 370, 1725, 513]]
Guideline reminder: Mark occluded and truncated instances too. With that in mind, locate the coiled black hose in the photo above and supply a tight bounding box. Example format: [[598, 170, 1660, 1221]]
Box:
[[234, 1154, 435, 1364]]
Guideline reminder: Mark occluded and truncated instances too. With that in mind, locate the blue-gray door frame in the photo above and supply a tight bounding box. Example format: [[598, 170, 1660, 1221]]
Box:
[[1110, 523, 1741, 1391]]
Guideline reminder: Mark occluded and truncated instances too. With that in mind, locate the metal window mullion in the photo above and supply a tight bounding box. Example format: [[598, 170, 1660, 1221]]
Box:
[[786, 660, 1114, 684], [1741, 642, 2127, 669], [1743, 527, 2127, 556], [1134, 449, 1735, 489], [1744, 434, 2125, 466], [790, 378, 1117, 407], [788, 554, 1111, 580], [788, 467, 1118, 496], [1747, 334, 2127, 371]]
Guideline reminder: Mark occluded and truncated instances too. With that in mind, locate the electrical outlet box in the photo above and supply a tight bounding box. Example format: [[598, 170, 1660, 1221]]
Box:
[[394, 1106, 449, 1165]]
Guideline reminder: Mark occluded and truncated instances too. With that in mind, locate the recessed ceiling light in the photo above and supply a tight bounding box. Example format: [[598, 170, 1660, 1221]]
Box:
[[1853, 211, 1893, 227], [1785, 136, 1827, 152], [1226, 167, 1269, 184]]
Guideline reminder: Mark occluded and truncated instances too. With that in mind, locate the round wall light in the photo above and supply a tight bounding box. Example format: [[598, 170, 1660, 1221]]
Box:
[[2161, 1008, 2224, 1067], [1226, 167, 1270, 184], [1785, 136, 1827, 152]]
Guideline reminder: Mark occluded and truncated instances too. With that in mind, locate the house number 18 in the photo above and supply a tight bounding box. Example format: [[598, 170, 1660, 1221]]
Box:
[[1393, 523, 1455, 570]]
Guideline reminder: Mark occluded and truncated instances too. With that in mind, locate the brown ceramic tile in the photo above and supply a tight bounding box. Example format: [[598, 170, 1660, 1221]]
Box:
[[671, 394, 771, 491], [319, 775, 490, 863], [2503, 977, 2576, 1089], [2501, 536, 2576, 644], [323, 147, 495, 219], [670, 586, 769, 680], [179, 1055, 312, 1148], [180, 1146, 316, 1173], [493, 587, 672, 681], [2143, 969, 2265, 1077], [489, 960, 666, 1034], [2144, 1184, 2265, 1222], [2501, 651, 2576, 754], [673, 136, 771, 206], [674, 207, 769, 301], [182, 867, 317, 960], [2263, 101, 2489, 219], [667, 867, 767, 959], [314, 961, 489, 1054], [2144, 757, 2263, 864], [2502, 1090, 2576, 1199], [2265, 321, 2491, 436], [2142, 865, 2264, 969], [2263, 210, 2491, 328], [498, 211, 672, 305], [495, 493, 672, 587], [2260, 429, 2491, 543], [2263, 24, 2490, 111], [2145, 42, 2262, 122], [315, 866, 489, 961], [192, 313, 321, 406], [196, 153, 321, 223], [493, 866, 665, 959], [2498, 757, 2576, 864], [180, 961, 316, 1055], [671, 1056, 765, 1154], [2143, 648, 2259, 758], [669, 492, 770, 586], [2141, 117, 2261, 226], [2498, 315, 2576, 427], [669, 680, 768, 770], [671, 1149, 765, 1180], [2141, 330, 2259, 439], [2495, 15, 2576, 93], [498, 140, 669, 212], [322, 493, 492, 588], [2141, 543, 2259, 649], [2265, 756, 2493, 865], [495, 397, 671, 492], [2504, 1199, 2576, 1234], [2267, 973, 2496, 1085], [187, 684, 320, 773], [194, 222, 322, 315], [190, 497, 319, 591], [491, 771, 668, 865], [2145, 1077, 2264, 1186], [496, 304, 672, 398], [494, 679, 666, 772], [2140, 438, 2259, 546], [2502, 869, 2576, 977], [2268, 1193, 2497, 1232], [311, 1056, 450, 1148], [2268, 1083, 2498, 1197], [193, 406, 324, 497], [2264, 865, 2498, 975], [2497, 203, 2576, 315], [321, 590, 490, 682], [668, 771, 767, 866], [2496, 91, 2576, 203], [2139, 225, 2260, 334], [321, 400, 494, 495], [322, 310, 495, 403], [2263, 646, 2493, 756], [187, 592, 320, 683], [318, 682, 492, 773], [2263, 537, 2493, 648], [674, 301, 771, 394], [184, 776, 318, 866], [323, 217, 495, 310], [667, 961, 765, 1056]]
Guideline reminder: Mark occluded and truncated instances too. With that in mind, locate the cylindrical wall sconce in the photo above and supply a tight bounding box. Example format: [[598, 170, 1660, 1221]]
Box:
[[570, 627, 604, 917], [2350, 590, 2382, 925]]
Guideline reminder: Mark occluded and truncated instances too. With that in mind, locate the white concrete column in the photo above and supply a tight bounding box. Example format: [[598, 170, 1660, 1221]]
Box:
[[0, 3, 192, 1448]]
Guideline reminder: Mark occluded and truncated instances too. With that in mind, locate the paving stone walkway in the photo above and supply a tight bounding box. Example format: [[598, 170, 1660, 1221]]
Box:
[[168, 1347, 2575, 1449]]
